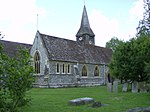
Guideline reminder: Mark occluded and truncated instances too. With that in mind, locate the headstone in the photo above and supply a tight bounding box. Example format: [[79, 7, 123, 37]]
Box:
[[69, 97, 94, 106], [113, 81, 118, 93], [122, 83, 128, 92], [138, 81, 147, 93], [128, 107, 143, 112], [128, 107, 150, 112], [107, 83, 112, 92], [132, 81, 138, 93]]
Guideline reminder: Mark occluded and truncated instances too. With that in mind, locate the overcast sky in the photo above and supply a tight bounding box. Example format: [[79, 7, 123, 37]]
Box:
[[0, 0, 144, 47]]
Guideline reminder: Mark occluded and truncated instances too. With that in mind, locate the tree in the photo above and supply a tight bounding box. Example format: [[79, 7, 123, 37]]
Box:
[[137, 0, 150, 36], [105, 37, 124, 52], [109, 34, 150, 82], [109, 39, 134, 82], [144, 62, 150, 82], [109, 0, 150, 83], [0, 32, 5, 39], [0, 45, 34, 112]]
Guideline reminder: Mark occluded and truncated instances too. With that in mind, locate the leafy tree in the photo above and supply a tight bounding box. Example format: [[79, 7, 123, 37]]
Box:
[[109, 39, 133, 81], [105, 37, 124, 52], [109, 0, 150, 83], [137, 0, 150, 36], [109, 34, 150, 82], [144, 62, 150, 82], [0, 45, 34, 112], [132, 35, 150, 82], [0, 32, 5, 39]]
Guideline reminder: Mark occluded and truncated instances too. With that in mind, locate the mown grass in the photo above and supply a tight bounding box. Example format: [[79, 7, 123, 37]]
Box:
[[21, 85, 150, 112]]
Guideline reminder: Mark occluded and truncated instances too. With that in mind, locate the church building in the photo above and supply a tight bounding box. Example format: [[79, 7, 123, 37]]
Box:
[[30, 5, 112, 87], [0, 5, 112, 88]]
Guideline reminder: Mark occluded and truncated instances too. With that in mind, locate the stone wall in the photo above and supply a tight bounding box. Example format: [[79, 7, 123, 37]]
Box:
[[47, 62, 107, 87], [30, 32, 49, 87]]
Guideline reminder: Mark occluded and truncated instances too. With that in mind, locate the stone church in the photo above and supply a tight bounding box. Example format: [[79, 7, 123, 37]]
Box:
[[0, 5, 112, 88]]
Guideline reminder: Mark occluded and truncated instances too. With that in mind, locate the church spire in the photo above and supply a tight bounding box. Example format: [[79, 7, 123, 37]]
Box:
[[76, 5, 95, 45]]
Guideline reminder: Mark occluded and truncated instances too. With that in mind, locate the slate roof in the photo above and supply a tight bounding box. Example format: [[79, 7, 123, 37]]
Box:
[[39, 32, 112, 65], [0, 40, 32, 57]]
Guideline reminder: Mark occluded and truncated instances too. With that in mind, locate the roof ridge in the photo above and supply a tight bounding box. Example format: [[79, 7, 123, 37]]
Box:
[[39, 32, 76, 43], [0, 40, 32, 46]]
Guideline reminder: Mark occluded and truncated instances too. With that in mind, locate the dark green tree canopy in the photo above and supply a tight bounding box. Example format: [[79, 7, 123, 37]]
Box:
[[109, 35, 150, 82], [105, 37, 124, 52], [108, 0, 150, 82]]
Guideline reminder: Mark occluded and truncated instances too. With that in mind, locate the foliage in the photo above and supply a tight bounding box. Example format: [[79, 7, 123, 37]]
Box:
[[136, 0, 150, 36], [109, 34, 150, 82], [144, 62, 150, 82], [105, 37, 124, 52], [0, 44, 34, 112], [109, 0, 150, 82], [0, 32, 5, 39]]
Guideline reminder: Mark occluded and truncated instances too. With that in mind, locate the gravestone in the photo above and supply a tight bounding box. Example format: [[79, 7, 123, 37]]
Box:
[[69, 97, 94, 106], [138, 81, 147, 93], [107, 83, 112, 92], [122, 83, 128, 92], [128, 107, 150, 112], [132, 81, 138, 93], [113, 81, 118, 93]]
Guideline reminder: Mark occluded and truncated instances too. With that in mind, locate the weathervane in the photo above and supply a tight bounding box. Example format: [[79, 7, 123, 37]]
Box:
[[36, 14, 39, 31], [84, 0, 86, 5]]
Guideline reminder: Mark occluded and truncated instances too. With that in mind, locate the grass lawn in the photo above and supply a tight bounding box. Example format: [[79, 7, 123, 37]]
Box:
[[21, 85, 150, 112]]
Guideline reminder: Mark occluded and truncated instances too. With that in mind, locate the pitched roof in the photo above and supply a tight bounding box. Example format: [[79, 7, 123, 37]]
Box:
[[76, 5, 95, 37], [0, 40, 32, 57], [39, 32, 112, 65]]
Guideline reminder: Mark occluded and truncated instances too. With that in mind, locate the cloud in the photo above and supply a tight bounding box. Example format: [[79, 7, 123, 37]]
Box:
[[89, 0, 145, 47], [89, 10, 120, 47], [129, 0, 144, 22], [0, 0, 145, 47], [0, 0, 47, 44]]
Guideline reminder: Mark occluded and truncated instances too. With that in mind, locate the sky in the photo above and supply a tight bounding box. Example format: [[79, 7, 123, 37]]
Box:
[[0, 0, 144, 47]]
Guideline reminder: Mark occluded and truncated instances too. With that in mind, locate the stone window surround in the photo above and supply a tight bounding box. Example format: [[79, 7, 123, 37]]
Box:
[[67, 64, 71, 74], [56, 63, 60, 74], [62, 64, 65, 74], [34, 51, 41, 74], [82, 65, 88, 77], [56, 63, 71, 74], [94, 65, 100, 77]]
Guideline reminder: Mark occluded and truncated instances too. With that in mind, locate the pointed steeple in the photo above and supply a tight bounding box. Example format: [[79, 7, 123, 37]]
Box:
[[76, 5, 95, 38], [76, 5, 95, 45]]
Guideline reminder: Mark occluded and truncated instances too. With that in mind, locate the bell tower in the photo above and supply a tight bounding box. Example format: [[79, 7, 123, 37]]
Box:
[[76, 5, 95, 45]]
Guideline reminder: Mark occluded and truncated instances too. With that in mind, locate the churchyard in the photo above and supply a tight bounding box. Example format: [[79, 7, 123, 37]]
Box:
[[21, 85, 150, 112]]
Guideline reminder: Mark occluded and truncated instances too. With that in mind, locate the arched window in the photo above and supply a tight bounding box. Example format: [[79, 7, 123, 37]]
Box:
[[62, 64, 65, 74], [56, 63, 60, 73], [67, 64, 71, 74], [34, 51, 40, 74], [94, 66, 100, 76], [82, 65, 87, 76]]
